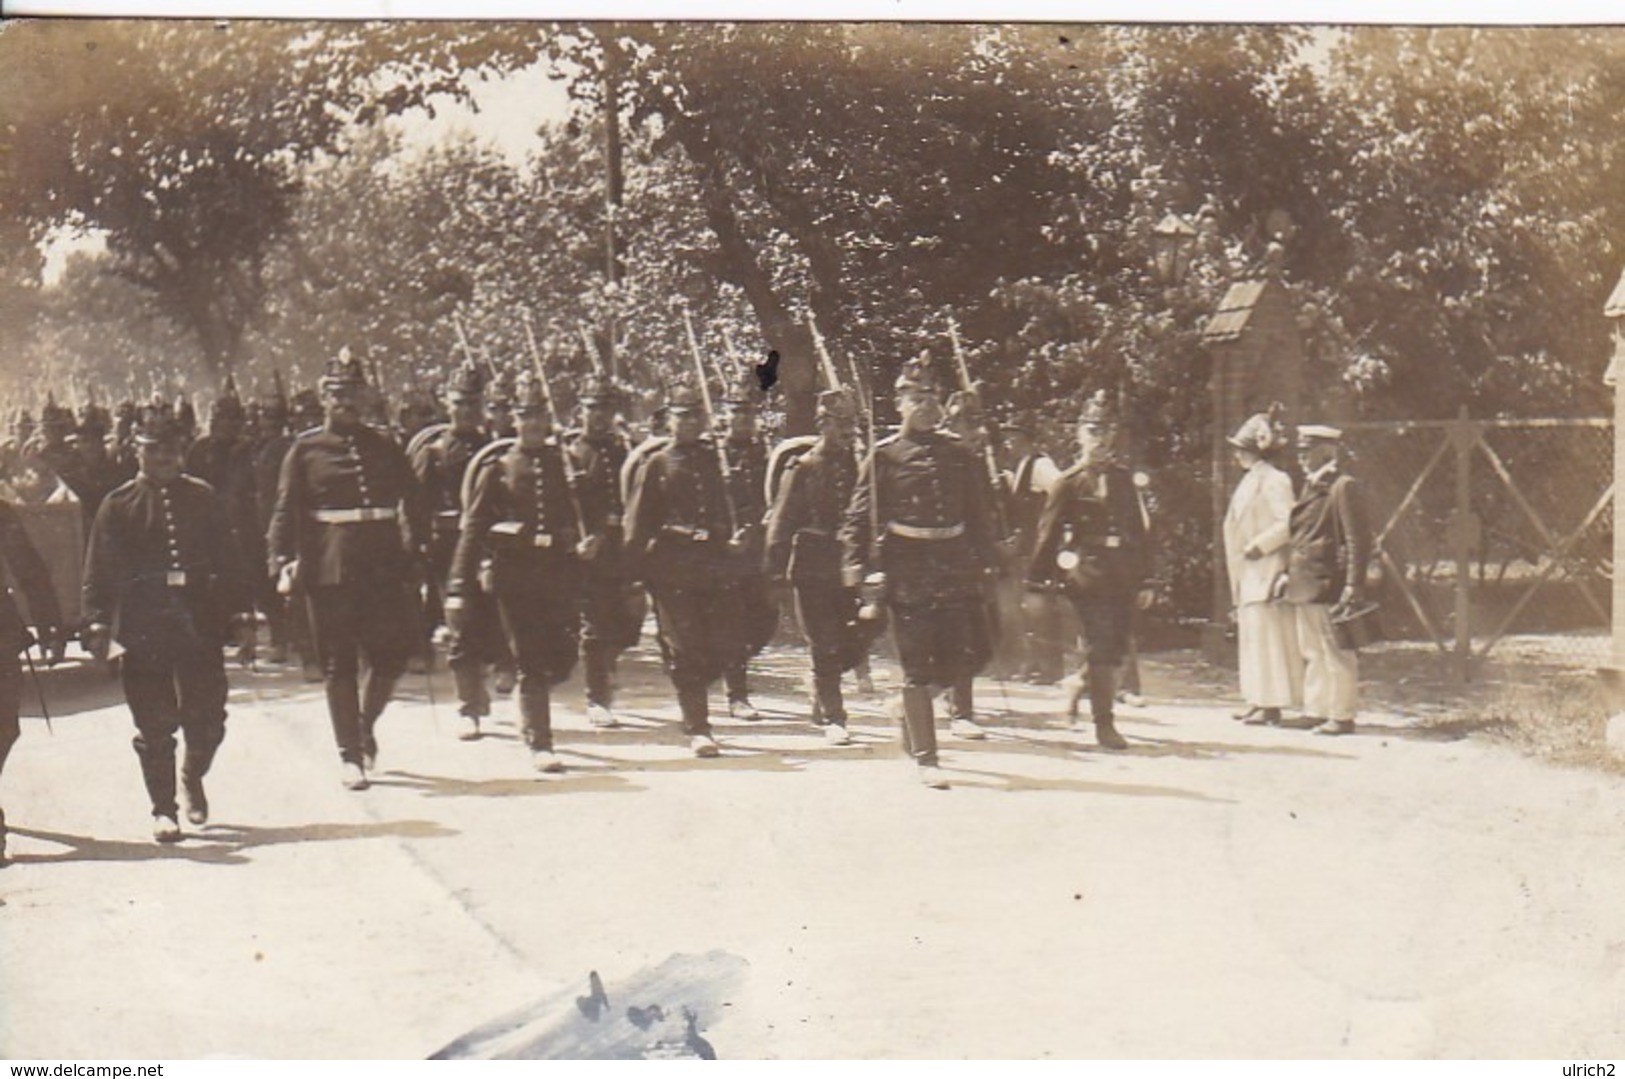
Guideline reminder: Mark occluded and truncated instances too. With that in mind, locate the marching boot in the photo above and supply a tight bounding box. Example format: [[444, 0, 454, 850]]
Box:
[[814, 672, 851, 744], [180, 744, 218, 826], [520, 687, 563, 773], [450, 660, 489, 739], [133, 731, 180, 824], [901, 686, 948, 788], [678, 684, 719, 757], [1093, 715, 1128, 751], [947, 678, 986, 740]]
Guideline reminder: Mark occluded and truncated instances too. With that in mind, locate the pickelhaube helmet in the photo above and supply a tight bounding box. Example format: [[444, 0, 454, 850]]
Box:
[[512, 369, 551, 415], [40, 393, 74, 435], [1077, 389, 1119, 427], [444, 360, 486, 403], [213, 374, 246, 421], [485, 366, 516, 406], [578, 372, 626, 407], [1295, 423, 1343, 448], [815, 387, 858, 423], [78, 400, 112, 438], [665, 381, 706, 415], [320, 348, 368, 391], [133, 402, 185, 446], [894, 352, 940, 396]]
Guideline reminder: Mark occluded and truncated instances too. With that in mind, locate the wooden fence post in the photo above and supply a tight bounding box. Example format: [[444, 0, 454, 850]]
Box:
[[1447, 406, 1481, 683]]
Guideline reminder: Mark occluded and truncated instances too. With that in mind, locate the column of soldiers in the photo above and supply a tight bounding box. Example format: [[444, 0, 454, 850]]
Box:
[[0, 333, 1370, 851]]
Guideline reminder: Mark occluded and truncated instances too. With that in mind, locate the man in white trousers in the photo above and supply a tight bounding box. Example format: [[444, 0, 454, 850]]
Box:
[[1280, 425, 1368, 735]]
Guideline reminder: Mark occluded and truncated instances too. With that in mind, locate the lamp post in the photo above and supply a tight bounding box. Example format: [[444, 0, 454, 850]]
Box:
[[1152, 213, 1199, 286]]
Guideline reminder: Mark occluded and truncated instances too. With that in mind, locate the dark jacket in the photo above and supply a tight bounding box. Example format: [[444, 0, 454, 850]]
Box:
[[449, 441, 582, 599], [764, 438, 858, 585], [0, 500, 63, 656], [1285, 465, 1368, 606], [566, 429, 630, 578], [624, 438, 735, 589], [1027, 459, 1148, 598], [83, 475, 251, 656], [267, 423, 427, 587], [840, 429, 998, 602], [410, 425, 490, 538]]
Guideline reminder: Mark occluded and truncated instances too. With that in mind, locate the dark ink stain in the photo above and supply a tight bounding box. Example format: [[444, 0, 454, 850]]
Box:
[[576, 970, 609, 1021], [1073, 893, 1082, 901], [1058, 35, 1070, 44], [755, 349, 781, 393], [1289, 811, 1298, 819]]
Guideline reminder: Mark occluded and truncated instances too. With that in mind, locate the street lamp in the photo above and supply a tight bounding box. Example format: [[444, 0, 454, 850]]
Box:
[[1151, 213, 1198, 285]]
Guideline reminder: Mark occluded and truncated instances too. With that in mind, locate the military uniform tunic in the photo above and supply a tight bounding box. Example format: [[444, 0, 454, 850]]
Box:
[[567, 429, 646, 706], [840, 429, 998, 689], [450, 441, 583, 751], [84, 474, 251, 818], [624, 437, 747, 735], [267, 422, 427, 765]]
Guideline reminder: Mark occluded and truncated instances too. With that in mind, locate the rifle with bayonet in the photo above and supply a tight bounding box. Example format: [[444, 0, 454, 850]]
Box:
[[679, 306, 741, 538], [520, 309, 591, 549]]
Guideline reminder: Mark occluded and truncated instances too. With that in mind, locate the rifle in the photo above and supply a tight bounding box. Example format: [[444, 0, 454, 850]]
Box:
[[679, 306, 740, 536], [945, 313, 1013, 547], [453, 314, 496, 380], [577, 324, 607, 377], [803, 313, 845, 393], [521, 310, 590, 542]]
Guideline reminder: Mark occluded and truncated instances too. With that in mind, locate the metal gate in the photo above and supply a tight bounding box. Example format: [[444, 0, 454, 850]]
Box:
[[1345, 410, 1612, 679]]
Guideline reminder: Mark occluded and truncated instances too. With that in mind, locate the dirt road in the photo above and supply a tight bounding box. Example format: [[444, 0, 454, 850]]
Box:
[[3, 645, 1622, 1059]]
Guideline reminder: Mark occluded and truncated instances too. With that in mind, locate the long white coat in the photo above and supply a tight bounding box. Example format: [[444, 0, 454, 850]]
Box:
[[1224, 460, 1294, 606], [1223, 459, 1301, 709]]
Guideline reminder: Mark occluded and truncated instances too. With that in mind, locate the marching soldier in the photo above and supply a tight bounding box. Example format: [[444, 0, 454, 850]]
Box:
[[187, 378, 261, 663], [449, 371, 587, 772], [623, 383, 748, 758], [840, 355, 1000, 788], [67, 399, 131, 531], [566, 373, 642, 729], [1026, 391, 1153, 750], [83, 406, 254, 842], [764, 388, 872, 745], [0, 495, 64, 865], [718, 373, 776, 721], [267, 351, 428, 791], [410, 362, 498, 740], [254, 385, 322, 678]]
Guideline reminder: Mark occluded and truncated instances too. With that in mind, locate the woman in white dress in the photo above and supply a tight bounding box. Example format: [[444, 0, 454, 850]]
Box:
[[1222, 406, 1301, 724]]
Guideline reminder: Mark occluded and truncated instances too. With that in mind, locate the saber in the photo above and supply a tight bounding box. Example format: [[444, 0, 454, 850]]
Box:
[[22, 645, 51, 736], [680, 306, 739, 536]]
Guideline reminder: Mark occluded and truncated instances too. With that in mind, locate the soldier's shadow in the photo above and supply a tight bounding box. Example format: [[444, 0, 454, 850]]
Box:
[[5, 818, 457, 866], [936, 764, 1235, 803], [376, 769, 641, 799]]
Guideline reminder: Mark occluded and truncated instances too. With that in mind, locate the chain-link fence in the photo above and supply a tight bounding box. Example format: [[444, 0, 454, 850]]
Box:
[[1345, 415, 1612, 675]]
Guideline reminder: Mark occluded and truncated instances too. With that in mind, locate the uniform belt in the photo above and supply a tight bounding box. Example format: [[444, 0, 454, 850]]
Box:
[[888, 522, 965, 540], [312, 507, 398, 524]]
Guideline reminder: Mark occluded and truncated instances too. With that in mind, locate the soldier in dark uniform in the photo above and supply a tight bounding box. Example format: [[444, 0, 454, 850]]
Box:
[[718, 373, 776, 721], [0, 497, 64, 865], [267, 352, 428, 791], [1026, 391, 1152, 750], [411, 362, 499, 740], [764, 388, 872, 746], [83, 406, 253, 842], [840, 355, 1000, 788], [186, 378, 261, 663], [566, 373, 642, 729], [449, 370, 587, 773], [255, 385, 321, 676], [67, 400, 132, 532], [623, 383, 748, 758]]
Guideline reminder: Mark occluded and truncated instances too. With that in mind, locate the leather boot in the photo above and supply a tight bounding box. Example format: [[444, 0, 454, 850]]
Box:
[[519, 686, 553, 753], [180, 743, 217, 826], [900, 686, 939, 766], [813, 673, 846, 727], [677, 683, 711, 737], [1093, 716, 1128, 751], [133, 732, 179, 820]]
